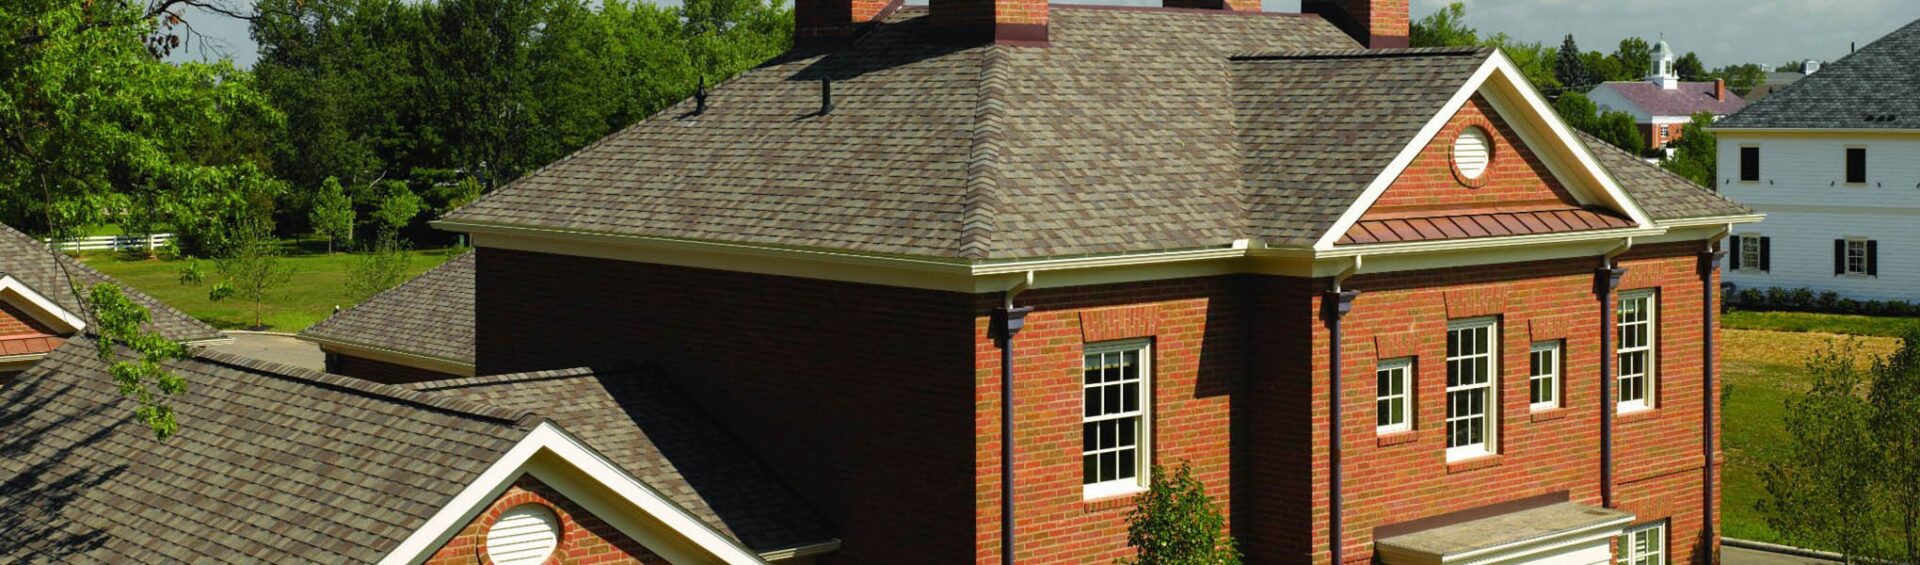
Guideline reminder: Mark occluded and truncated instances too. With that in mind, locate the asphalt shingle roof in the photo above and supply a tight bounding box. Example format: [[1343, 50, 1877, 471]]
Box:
[[0, 224, 223, 343], [302, 251, 475, 365], [1576, 131, 1753, 220], [1718, 17, 1920, 130], [1591, 81, 1747, 117], [445, 8, 1753, 260], [409, 368, 834, 554], [0, 342, 534, 563]]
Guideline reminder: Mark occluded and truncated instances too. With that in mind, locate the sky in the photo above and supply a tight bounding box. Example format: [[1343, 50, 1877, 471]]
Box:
[[169, 0, 1920, 70]]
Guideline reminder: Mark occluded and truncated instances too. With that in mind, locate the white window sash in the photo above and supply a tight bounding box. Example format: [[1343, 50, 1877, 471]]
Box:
[[1445, 318, 1498, 461], [1376, 358, 1413, 434], [1739, 235, 1762, 271], [1081, 339, 1151, 499], [1529, 341, 1560, 411], [1617, 292, 1655, 413], [1845, 239, 1869, 275], [1617, 523, 1666, 565]]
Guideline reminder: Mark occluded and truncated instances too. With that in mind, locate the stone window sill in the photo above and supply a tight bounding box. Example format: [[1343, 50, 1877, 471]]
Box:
[[1446, 454, 1502, 474], [1529, 408, 1569, 423], [1616, 408, 1662, 425], [1377, 430, 1420, 447]]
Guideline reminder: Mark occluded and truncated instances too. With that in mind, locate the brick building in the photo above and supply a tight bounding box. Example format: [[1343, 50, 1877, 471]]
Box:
[[314, 0, 1758, 562], [1586, 40, 1748, 151]]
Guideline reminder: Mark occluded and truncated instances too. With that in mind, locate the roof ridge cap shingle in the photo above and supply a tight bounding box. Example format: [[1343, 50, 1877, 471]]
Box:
[[190, 347, 539, 427], [958, 44, 1011, 260], [1231, 46, 1489, 61]]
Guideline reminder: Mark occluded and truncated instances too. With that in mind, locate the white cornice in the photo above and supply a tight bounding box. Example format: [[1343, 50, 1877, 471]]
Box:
[[301, 335, 476, 378]]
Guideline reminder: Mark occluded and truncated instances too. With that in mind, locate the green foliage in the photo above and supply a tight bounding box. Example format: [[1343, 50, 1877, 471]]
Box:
[[1553, 91, 1598, 131], [1608, 37, 1652, 81], [1579, 50, 1620, 86], [1710, 63, 1768, 96], [1590, 111, 1645, 154], [0, 0, 283, 240], [1761, 332, 1920, 561], [367, 181, 425, 238], [87, 284, 191, 440], [345, 234, 414, 302], [1409, 2, 1476, 48], [1121, 463, 1240, 565], [1555, 35, 1597, 93], [210, 226, 294, 329], [1483, 33, 1559, 94], [309, 177, 355, 254], [178, 259, 206, 286], [1660, 112, 1718, 187], [1675, 52, 1708, 82]]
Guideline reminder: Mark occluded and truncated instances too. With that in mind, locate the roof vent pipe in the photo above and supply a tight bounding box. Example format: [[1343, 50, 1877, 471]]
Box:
[[694, 77, 708, 115], [820, 77, 834, 115]]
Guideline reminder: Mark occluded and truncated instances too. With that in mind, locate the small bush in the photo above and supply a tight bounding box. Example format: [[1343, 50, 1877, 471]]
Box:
[[1730, 286, 1920, 318]]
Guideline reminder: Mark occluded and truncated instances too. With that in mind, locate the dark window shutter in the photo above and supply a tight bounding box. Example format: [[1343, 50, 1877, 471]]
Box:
[[1835, 240, 1847, 275], [1728, 237, 1743, 270], [1760, 237, 1772, 272], [1868, 240, 1879, 276]]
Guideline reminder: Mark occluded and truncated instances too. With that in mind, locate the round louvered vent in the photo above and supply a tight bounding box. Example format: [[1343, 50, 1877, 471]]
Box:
[[486, 504, 560, 565], [1453, 126, 1492, 180]]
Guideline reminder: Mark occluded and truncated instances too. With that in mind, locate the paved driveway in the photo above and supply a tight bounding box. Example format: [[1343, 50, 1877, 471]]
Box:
[[208, 332, 324, 372], [1724, 545, 1840, 565]]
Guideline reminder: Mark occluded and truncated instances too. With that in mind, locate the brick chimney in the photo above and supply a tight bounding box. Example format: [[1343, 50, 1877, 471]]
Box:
[[1302, 0, 1410, 49], [1715, 78, 1727, 101], [929, 0, 1049, 45], [796, 0, 892, 42], [1163, 0, 1261, 11]]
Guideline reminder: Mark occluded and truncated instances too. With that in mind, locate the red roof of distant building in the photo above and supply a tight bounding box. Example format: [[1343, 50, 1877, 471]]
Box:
[[1594, 81, 1748, 117]]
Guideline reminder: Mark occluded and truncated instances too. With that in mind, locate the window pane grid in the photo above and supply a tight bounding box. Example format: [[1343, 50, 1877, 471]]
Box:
[[1530, 341, 1560, 408], [1617, 294, 1653, 409], [1846, 240, 1869, 274], [1376, 360, 1411, 431], [1739, 235, 1761, 270], [1446, 321, 1495, 456], [1616, 523, 1665, 565], [1082, 344, 1147, 490]]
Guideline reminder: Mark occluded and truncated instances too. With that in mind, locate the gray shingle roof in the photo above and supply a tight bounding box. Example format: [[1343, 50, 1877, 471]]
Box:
[[0, 341, 534, 563], [0, 224, 223, 343], [1590, 81, 1747, 117], [302, 251, 475, 365], [1576, 131, 1753, 220], [408, 368, 834, 554], [1718, 18, 1920, 130], [445, 8, 1752, 261]]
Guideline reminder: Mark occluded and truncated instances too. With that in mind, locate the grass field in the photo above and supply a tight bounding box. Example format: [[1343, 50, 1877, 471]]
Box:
[[80, 248, 457, 332], [1719, 314, 1903, 546]]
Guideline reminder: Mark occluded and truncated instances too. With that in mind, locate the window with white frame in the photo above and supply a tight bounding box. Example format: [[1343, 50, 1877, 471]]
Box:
[[1845, 239, 1870, 275], [1616, 522, 1666, 565], [1446, 319, 1498, 460], [1736, 234, 1764, 272], [1376, 358, 1413, 434], [1617, 291, 1656, 412], [1529, 341, 1561, 410], [1083, 339, 1150, 499]]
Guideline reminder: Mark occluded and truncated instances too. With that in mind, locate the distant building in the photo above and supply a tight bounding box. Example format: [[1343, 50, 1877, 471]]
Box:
[[1588, 40, 1748, 150], [1717, 18, 1920, 302], [1745, 61, 1820, 100]]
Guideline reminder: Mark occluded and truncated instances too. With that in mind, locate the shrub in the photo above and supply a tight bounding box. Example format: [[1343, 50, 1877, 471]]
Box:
[[1730, 286, 1920, 318]]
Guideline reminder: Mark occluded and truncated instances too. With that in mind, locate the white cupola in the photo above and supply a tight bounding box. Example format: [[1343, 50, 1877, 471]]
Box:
[[1649, 39, 1678, 90]]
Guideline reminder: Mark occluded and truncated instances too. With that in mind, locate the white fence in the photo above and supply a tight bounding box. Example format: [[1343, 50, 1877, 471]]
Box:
[[47, 233, 173, 252]]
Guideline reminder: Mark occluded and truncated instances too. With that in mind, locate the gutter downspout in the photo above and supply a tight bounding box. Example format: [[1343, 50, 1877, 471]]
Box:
[[1700, 227, 1730, 551], [1326, 256, 1362, 565], [992, 273, 1034, 565], [1597, 238, 1632, 508]]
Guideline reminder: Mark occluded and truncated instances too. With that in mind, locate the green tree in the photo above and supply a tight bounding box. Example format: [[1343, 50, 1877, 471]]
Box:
[[344, 233, 413, 302], [210, 223, 294, 329], [1121, 462, 1240, 565], [1409, 2, 1476, 48], [1675, 52, 1708, 82], [309, 176, 355, 254], [1710, 63, 1767, 96], [88, 284, 192, 440], [1872, 331, 1920, 563], [367, 180, 424, 239], [1591, 111, 1646, 154], [1555, 35, 1596, 93], [1660, 112, 1718, 187], [1579, 51, 1620, 87], [1552, 91, 1598, 131], [1608, 37, 1652, 81]]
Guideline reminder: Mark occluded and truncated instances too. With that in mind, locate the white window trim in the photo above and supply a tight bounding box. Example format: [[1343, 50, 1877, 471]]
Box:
[[1616, 291, 1656, 413], [1376, 357, 1414, 434], [1735, 234, 1764, 273], [1082, 339, 1152, 501], [1616, 522, 1667, 565], [1446, 318, 1499, 461], [1843, 237, 1872, 276], [1529, 341, 1562, 411]]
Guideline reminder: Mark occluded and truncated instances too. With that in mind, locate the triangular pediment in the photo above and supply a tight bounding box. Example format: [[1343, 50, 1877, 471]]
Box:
[[0, 275, 84, 337]]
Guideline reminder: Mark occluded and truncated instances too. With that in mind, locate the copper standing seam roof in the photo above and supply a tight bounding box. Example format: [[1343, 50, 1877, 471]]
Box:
[[1339, 208, 1637, 245]]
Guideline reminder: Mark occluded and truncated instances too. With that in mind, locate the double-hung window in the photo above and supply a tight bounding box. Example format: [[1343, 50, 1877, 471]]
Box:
[[1838, 238, 1875, 276], [1616, 522, 1666, 565], [1376, 358, 1413, 434], [1616, 291, 1656, 412], [1732, 234, 1767, 272], [1446, 319, 1498, 460], [1083, 339, 1150, 499], [1529, 341, 1562, 410]]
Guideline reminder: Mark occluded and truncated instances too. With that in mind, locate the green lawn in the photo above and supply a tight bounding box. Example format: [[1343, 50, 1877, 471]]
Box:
[[1724, 309, 1920, 338], [1719, 321, 1902, 547], [80, 248, 456, 332]]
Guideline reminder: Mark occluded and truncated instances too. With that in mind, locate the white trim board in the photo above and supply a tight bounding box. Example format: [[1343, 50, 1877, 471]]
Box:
[[381, 421, 817, 565], [1309, 50, 1656, 251], [302, 335, 477, 378], [0, 275, 86, 334]]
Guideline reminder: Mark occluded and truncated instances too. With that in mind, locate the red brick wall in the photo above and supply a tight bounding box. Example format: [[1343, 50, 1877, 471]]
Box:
[[330, 353, 463, 384], [1267, 242, 1718, 564], [0, 300, 58, 337], [426, 475, 667, 565], [476, 248, 977, 564], [973, 277, 1250, 564], [1365, 95, 1582, 221]]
